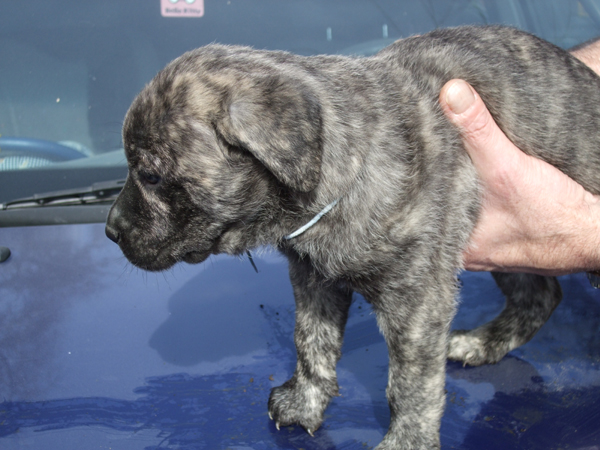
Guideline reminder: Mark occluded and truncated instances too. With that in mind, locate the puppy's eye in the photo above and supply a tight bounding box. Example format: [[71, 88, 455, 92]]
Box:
[[140, 172, 162, 186]]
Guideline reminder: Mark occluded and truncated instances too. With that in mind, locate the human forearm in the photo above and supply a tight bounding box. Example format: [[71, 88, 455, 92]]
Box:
[[571, 37, 600, 75]]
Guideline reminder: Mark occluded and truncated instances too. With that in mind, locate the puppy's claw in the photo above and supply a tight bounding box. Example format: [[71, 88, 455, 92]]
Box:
[[276, 422, 280, 431], [307, 429, 314, 437], [268, 412, 273, 420]]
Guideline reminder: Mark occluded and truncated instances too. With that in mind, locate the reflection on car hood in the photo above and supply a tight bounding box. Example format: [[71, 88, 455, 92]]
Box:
[[0, 223, 599, 449]]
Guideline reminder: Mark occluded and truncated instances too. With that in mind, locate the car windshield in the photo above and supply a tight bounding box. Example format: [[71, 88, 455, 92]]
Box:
[[2, 0, 600, 207]]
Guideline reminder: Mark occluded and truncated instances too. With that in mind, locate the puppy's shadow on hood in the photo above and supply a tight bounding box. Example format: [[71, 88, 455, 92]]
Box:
[[149, 253, 295, 366]]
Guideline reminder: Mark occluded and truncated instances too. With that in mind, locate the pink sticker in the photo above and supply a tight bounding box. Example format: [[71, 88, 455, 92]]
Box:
[[161, 0, 204, 18]]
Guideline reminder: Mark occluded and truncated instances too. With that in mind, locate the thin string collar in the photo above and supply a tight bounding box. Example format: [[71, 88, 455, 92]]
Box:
[[283, 198, 340, 240], [246, 197, 340, 273]]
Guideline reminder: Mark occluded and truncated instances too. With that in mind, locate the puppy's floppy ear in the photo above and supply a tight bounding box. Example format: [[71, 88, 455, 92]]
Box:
[[217, 75, 322, 192]]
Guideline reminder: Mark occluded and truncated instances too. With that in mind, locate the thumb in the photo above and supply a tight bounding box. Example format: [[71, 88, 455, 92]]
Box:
[[439, 79, 518, 173]]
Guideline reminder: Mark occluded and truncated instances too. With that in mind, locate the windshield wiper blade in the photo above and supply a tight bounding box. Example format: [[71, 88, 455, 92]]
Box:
[[1, 179, 125, 210]]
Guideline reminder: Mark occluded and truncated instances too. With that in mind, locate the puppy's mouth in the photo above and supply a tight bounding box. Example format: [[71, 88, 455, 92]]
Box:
[[126, 246, 212, 272], [182, 250, 211, 264], [180, 227, 228, 265], [120, 223, 230, 272]]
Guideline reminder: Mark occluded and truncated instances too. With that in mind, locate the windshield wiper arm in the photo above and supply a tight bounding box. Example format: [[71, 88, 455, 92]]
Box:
[[0, 179, 125, 210]]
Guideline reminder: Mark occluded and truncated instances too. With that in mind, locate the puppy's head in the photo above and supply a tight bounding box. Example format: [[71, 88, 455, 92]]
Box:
[[106, 45, 323, 271]]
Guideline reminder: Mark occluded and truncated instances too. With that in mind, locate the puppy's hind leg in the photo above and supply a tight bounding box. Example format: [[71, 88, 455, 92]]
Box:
[[268, 250, 353, 436], [448, 272, 562, 366]]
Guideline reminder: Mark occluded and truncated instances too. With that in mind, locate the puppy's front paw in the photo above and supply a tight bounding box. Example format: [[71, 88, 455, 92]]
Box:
[[268, 377, 335, 436], [447, 330, 508, 366]]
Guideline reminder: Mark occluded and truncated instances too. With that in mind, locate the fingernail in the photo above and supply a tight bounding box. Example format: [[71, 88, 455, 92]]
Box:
[[445, 80, 475, 115]]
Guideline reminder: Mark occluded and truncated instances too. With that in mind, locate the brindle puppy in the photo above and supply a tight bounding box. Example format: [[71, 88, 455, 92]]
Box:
[[106, 26, 600, 449]]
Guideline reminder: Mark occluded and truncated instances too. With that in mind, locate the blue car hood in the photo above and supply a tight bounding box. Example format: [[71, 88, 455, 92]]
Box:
[[0, 222, 599, 449]]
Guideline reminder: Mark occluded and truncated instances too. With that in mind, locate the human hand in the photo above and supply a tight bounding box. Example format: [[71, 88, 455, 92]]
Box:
[[439, 79, 600, 276]]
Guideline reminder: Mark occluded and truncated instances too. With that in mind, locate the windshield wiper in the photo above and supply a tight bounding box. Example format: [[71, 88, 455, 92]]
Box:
[[0, 179, 125, 211]]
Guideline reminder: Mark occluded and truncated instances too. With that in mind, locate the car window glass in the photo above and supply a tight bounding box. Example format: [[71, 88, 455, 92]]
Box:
[[1, 0, 600, 199]]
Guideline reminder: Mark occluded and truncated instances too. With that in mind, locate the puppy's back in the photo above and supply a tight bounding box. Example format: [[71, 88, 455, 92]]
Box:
[[376, 25, 600, 194]]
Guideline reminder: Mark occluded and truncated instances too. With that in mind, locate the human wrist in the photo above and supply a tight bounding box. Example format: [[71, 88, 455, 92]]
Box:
[[523, 191, 600, 276], [576, 192, 600, 273]]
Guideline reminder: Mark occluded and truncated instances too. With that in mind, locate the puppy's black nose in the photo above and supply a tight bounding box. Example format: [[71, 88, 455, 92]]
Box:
[[105, 224, 120, 244], [106, 203, 123, 244]]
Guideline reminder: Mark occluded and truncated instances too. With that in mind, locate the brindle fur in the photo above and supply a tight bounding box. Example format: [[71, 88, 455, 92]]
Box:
[[106, 26, 600, 449]]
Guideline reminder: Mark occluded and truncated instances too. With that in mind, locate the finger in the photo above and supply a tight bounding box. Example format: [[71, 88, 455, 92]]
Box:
[[439, 79, 520, 176]]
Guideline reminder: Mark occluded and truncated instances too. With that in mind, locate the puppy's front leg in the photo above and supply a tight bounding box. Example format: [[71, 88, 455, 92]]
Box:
[[372, 282, 455, 450], [269, 250, 353, 435]]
